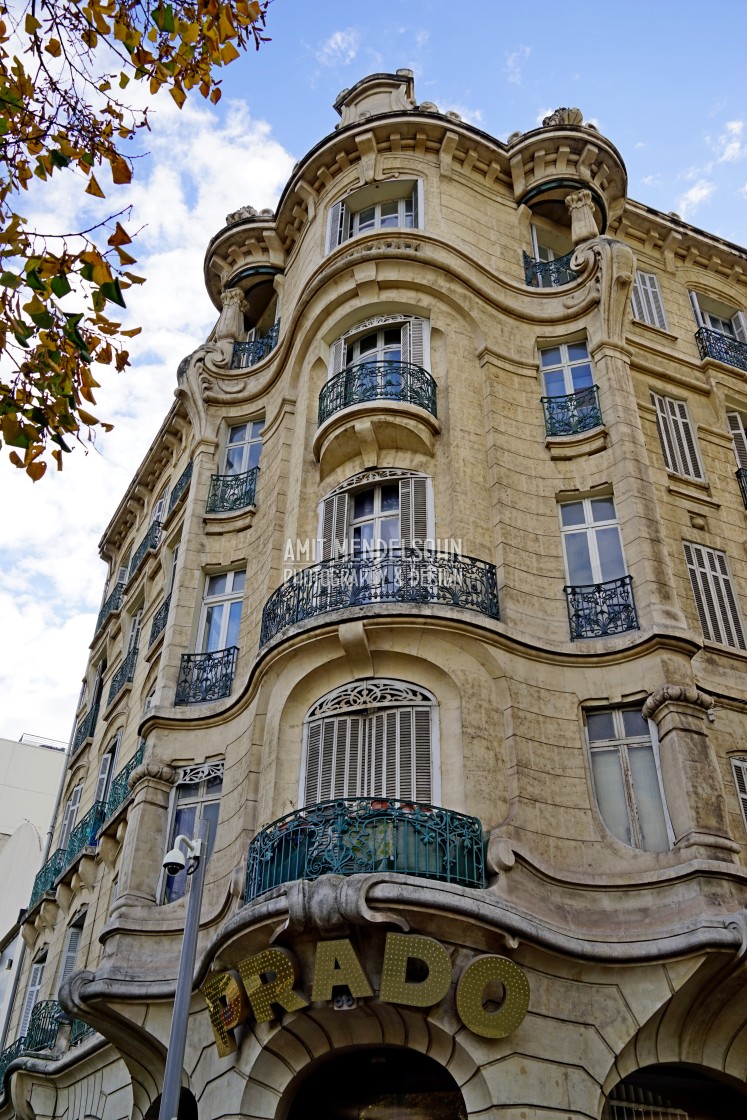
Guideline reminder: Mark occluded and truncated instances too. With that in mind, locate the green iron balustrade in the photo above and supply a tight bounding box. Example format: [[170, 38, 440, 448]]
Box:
[[0, 1003, 96, 1093], [95, 581, 123, 636], [107, 646, 138, 705], [564, 575, 639, 640], [231, 321, 280, 369], [541, 385, 602, 437], [71, 702, 99, 754], [523, 250, 578, 288], [696, 327, 747, 372], [148, 595, 171, 646], [245, 797, 485, 902], [260, 550, 500, 646], [318, 361, 438, 427], [0, 1038, 28, 1086], [737, 468, 747, 510], [206, 466, 258, 514], [167, 460, 193, 515], [28, 847, 67, 910], [105, 741, 145, 821], [64, 801, 107, 866], [175, 646, 238, 705], [69, 1019, 95, 1047], [128, 521, 162, 582]]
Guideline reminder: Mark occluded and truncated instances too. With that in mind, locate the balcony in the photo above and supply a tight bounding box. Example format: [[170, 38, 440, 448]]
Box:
[[167, 460, 193, 516], [245, 797, 485, 902], [128, 521, 162, 583], [206, 467, 258, 514], [106, 646, 138, 705], [260, 550, 500, 646], [231, 321, 280, 369], [695, 327, 747, 372], [28, 847, 67, 910], [104, 741, 145, 822], [523, 250, 578, 288], [737, 468, 747, 510], [0, 1000, 94, 1090], [175, 646, 238, 706], [148, 595, 170, 647], [564, 575, 638, 640], [28, 802, 107, 911], [71, 702, 99, 755], [318, 361, 438, 427], [94, 581, 123, 637], [541, 385, 602, 437]]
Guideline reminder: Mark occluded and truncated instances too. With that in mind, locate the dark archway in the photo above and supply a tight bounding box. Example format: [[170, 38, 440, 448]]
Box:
[[143, 1088, 198, 1120], [283, 1045, 466, 1120], [604, 1063, 747, 1119]]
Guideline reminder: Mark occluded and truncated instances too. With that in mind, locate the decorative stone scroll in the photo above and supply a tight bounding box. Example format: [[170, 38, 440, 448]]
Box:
[[542, 107, 583, 128], [642, 684, 715, 721], [307, 679, 433, 719]]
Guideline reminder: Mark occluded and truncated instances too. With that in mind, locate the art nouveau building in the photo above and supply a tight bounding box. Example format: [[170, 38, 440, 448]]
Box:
[[4, 71, 747, 1120]]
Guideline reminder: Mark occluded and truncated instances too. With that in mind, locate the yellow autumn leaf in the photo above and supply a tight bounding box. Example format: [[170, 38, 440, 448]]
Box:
[[27, 460, 47, 481], [85, 174, 106, 198], [24, 13, 41, 33], [45, 38, 62, 57], [109, 154, 132, 184], [220, 41, 240, 63], [78, 408, 100, 426], [170, 85, 187, 108]]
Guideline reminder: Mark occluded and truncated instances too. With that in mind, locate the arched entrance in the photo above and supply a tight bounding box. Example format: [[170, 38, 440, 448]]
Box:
[[604, 1064, 747, 1119], [283, 1045, 467, 1120]]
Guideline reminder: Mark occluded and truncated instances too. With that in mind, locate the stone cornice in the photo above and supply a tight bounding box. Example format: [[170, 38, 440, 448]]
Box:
[[643, 683, 716, 720]]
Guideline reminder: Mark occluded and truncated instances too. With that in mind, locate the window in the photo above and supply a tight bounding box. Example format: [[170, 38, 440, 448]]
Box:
[[683, 542, 746, 649], [326, 180, 423, 252], [162, 762, 223, 903], [329, 317, 428, 379], [587, 709, 670, 852], [301, 680, 437, 805], [127, 607, 142, 655], [689, 291, 747, 340], [631, 272, 668, 330], [727, 412, 747, 470], [95, 734, 121, 807], [540, 342, 593, 399], [559, 496, 627, 587], [650, 393, 704, 480], [731, 758, 747, 835], [19, 954, 46, 1036], [197, 570, 245, 652], [58, 913, 85, 992], [152, 487, 169, 525], [223, 420, 264, 475], [59, 783, 83, 850], [527, 225, 575, 287], [319, 471, 432, 559]]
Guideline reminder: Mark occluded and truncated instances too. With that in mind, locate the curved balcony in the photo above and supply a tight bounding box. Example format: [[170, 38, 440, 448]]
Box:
[[564, 575, 638, 640], [318, 361, 437, 427], [107, 645, 138, 706], [175, 646, 238, 706], [541, 385, 602, 437], [28, 801, 107, 911], [0, 1000, 95, 1090], [245, 797, 485, 902], [231, 321, 280, 369], [696, 327, 747, 373], [523, 249, 578, 288], [260, 549, 500, 646], [94, 581, 123, 637], [206, 466, 258, 514], [128, 521, 162, 583]]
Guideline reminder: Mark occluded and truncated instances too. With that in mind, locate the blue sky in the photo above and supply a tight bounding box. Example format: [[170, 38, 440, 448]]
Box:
[[1, 0, 747, 741]]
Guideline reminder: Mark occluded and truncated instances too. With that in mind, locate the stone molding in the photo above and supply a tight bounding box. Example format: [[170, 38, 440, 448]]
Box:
[[642, 684, 715, 721], [128, 760, 176, 793]]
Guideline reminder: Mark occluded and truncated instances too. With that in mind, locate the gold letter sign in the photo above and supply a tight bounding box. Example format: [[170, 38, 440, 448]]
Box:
[[237, 948, 309, 1024], [310, 938, 373, 1002], [202, 971, 248, 1058], [379, 933, 452, 1007], [455, 954, 530, 1038]]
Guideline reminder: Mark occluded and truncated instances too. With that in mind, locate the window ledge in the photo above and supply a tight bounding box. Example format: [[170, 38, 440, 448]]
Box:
[[666, 475, 719, 508], [629, 318, 678, 342], [203, 505, 256, 535], [545, 426, 608, 460]]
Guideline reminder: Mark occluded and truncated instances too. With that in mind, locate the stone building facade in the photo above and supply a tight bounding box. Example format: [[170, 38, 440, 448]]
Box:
[[3, 71, 747, 1120]]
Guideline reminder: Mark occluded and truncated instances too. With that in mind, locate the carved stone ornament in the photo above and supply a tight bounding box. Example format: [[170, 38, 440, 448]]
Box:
[[270, 874, 409, 940], [128, 760, 176, 792], [542, 107, 583, 128], [225, 204, 258, 224], [642, 684, 715, 721], [565, 189, 599, 245], [308, 679, 433, 719], [569, 236, 635, 345], [215, 286, 245, 342], [327, 466, 421, 498]]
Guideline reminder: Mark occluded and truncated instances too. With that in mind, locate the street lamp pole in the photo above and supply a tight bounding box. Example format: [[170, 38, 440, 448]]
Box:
[[158, 818, 210, 1120]]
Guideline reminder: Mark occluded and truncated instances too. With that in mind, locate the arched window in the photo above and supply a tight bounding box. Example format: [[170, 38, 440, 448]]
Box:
[[328, 315, 430, 378], [300, 679, 438, 805], [318, 469, 434, 560]]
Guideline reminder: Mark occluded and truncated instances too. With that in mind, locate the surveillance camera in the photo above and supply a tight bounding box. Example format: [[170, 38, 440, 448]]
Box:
[[162, 847, 187, 876]]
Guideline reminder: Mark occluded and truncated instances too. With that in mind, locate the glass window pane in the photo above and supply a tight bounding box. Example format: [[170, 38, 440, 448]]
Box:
[[567, 341, 589, 362], [586, 711, 616, 742], [231, 570, 246, 593], [353, 489, 375, 519], [560, 502, 585, 527], [225, 447, 245, 474], [250, 420, 264, 438], [380, 484, 399, 512], [540, 347, 561, 368], [622, 710, 648, 739], [165, 803, 197, 902], [358, 333, 377, 354], [628, 746, 669, 852], [357, 207, 375, 230], [379, 201, 399, 227], [202, 801, 221, 861], [591, 497, 616, 523], [591, 749, 633, 846], [228, 425, 246, 444], [206, 574, 227, 598], [203, 604, 224, 651], [246, 442, 262, 470], [226, 601, 242, 648], [570, 363, 593, 390], [595, 526, 626, 581], [379, 517, 399, 544], [564, 532, 594, 584], [543, 369, 567, 397]]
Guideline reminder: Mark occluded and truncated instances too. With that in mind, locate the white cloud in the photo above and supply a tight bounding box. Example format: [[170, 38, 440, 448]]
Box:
[[536, 107, 553, 127], [316, 28, 360, 67], [642, 174, 661, 187], [715, 120, 746, 163], [676, 179, 716, 219], [504, 46, 531, 86], [443, 103, 484, 126]]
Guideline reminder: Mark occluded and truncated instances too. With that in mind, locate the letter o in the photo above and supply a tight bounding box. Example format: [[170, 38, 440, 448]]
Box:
[[455, 955, 529, 1038]]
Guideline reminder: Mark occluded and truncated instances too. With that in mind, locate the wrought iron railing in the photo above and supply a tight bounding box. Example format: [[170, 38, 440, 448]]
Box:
[[318, 361, 438, 427], [71, 702, 99, 754], [260, 550, 500, 646], [95, 581, 123, 636], [541, 385, 602, 437], [246, 797, 485, 902], [175, 647, 238, 705], [0, 1002, 96, 1091], [64, 801, 107, 866], [69, 1019, 95, 1047], [231, 321, 280, 369], [148, 595, 171, 646], [167, 460, 193, 515], [564, 575, 638, 640], [0, 1037, 27, 1085], [128, 521, 162, 582], [737, 468, 747, 510], [206, 467, 258, 513], [523, 249, 578, 288], [107, 646, 138, 705], [105, 741, 145, 821], [695, 327, 747, 372], [29, 847, 67, 910]]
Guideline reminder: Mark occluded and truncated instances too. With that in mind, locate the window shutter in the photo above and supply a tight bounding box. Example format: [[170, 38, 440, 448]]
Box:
[[326, 201, 348, 253], [95, 740, 118, 804], [731, 758, 747, 835], [401, 318, 426, 368], [727, 413, 747, 469], [631, 273, 646, 322], [385, 711, 397, 796], [58, 927, 82, 991], [732, 311, 747, 344], [399, 476, 429, 549], [60, 784, 82, 849], [666, 397, 703, 479], [647, 274, 668, 330], [684, 542, 746, 649], [712, 549, 746, 648], [328, 336, 346, 377], [398, 709, 413, 800], [689, 291, 704, 327], [414, 708, 432, 801], [651, 392, 677, 472], [319, 493, 349, 560], [127, 609, 142, 653], [370, 712, 386, 797], [19, 962, 45, 1037], [414, 181, 425, 230], [152, 491, 168, 524], [633, 273, 667, 329], [304, 722, 321, 804]]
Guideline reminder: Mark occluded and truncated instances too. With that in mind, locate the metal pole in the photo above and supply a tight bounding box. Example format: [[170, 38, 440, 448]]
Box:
[[158, 818, 209, 1120]]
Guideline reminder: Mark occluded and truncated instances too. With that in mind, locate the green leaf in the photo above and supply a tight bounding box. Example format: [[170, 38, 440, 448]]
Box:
[[0, 271, 21, 289], [25, 268, 45, 291], [50, 149, 71, 168], [99, 278, 127, 308], [29, 308, 54, 328], [151, 4, 176, 32], [51, 273, 71, 297]]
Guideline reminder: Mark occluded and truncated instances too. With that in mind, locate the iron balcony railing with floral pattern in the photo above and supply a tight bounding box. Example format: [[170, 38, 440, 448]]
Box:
[[245, 797, 485, 902], [71, 702, 99, 755], [564, 575, 639, 640], [175, 646, 238, 705], [695, 327, 747, 373], [541, 385, 602, 437], [0, 1000, 95, 1092], [167, 460, 193, 515], [231, 321, 280, 369], [64, 801, 107, 866], [107, 646, 138, 705], [94, 581, 124, 636], [523, 250, 578, 288], [28, 847, 68, 910], [128, 521, 162, 583], [318, 361, 438, 427], [206, 467, 258, 514], [260, 550, 500, 646], [104, 741, 145, 821], [737, 468, 747, 510], [148, 595, 171, 646]]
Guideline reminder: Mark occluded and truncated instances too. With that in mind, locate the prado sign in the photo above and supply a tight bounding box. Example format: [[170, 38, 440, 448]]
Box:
[[203, 933, 530, 1056]]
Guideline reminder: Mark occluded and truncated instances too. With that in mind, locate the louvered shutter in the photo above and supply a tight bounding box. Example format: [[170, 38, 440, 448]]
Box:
[[60, 784, 82, 848], [127, 608, 142, 653], [370, 712, 386, 797], [401, 318, 426, 368], [398, 710, 413, 800], [630, 273, 645, 322], [732, 311, 747, 344], [666, 398, 703, 479], [684, 542, 746, 649], [58, 926, 82, 991], [319, 493, 349, 559], [95, 738, 119, 804], [304, 721, 321, 805], [19, 962, 45, 1036], [414, 181, 425, 229], [328, 336, 346, 377], [152, 491, 168, 524], [632, 273, 667, 329], [651, 392, 677, 472], [728, 413, 747, 469], [399, 476, 430, 550], [712, 549, 746, 648], [731, 758, 747, 834], [326, 201, 349, 253], [413, 708, 432, 801], [689, 291, 704, 327]]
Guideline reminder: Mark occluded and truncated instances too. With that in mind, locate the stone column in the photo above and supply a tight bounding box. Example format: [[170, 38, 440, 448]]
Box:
[[642, 685, 740, 863], [565, 188, 599, 245], [215, 286, 245, 342], [109, 762, 176, 911]]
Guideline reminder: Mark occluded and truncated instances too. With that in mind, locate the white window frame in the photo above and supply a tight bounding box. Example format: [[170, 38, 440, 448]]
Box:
[[683, 542, 746, 649], [731, 757, 747, 836], [586, 708, 672, 852], [95, 733, 121, 807], [539, 341, 594, 398], [328, 315, 430, 379], [19, 955, 46, 1037], [631, 271, 668, 330], [317, 470, 434, 560], [727, 411, 747, 470], [650, 392, 704, 480], [223, 419, 264, 476], [59, 783, 83, 850], [161, 762, 224, 903], [197, 570, 246, 653], [126, 607, 143, 655], [326, 180, 424, 253], [152, 487, 169, 525], [689, 291, 747, 341], [299, 680, 439, 805], [559, 496, 628, 587]]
